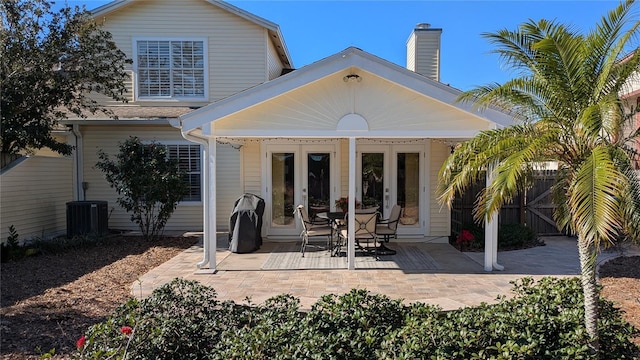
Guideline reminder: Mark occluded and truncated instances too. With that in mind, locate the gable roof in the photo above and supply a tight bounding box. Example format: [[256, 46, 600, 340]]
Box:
[[180, 46, 515, 136], [91, 0, 293, 68]]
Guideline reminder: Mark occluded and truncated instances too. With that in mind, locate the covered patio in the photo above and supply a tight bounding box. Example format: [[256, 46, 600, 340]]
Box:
[[177, 47, 515, 272]]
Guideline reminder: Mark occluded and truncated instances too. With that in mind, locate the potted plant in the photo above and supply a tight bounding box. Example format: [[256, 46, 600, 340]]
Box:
[[335, 197, 349, 213]]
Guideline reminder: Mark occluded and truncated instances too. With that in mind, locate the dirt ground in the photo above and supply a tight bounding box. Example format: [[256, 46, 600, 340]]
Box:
[[1, 236, 638, 359]]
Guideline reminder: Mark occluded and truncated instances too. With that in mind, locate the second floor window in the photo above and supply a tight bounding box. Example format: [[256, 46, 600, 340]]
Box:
[[137, 40, 205, 99]]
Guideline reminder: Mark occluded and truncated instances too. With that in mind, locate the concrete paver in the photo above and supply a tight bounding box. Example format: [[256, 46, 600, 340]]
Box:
[[132, 236, 639, 311]]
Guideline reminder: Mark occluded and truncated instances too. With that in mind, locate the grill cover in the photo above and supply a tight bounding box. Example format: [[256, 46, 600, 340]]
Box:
[[228, 193, 264, 253]]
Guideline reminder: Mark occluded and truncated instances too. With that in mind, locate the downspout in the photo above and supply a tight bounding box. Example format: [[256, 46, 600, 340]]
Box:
[[179, 125, 211, 269], [70, 124, 84, 201]]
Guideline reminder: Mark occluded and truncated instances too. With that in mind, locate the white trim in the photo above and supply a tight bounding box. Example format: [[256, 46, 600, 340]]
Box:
[[195, 129, 484, 138], [132, 37, 209, 102], [424, 139, 432, 235], [347, 137, 356, 270], [263, 144, 300, 237]]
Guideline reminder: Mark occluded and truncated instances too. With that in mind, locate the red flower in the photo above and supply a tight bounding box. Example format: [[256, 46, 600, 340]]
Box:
[[120, 326, 133, 335], [76, 335, 86, 349], [456, 229, 475, 244]]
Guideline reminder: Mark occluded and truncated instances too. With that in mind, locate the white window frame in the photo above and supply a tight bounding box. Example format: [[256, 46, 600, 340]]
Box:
[[165, 142, 202, 204], [133, 37, 209, 101]]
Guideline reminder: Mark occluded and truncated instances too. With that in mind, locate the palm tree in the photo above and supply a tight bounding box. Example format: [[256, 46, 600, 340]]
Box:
[[437, 0, 640, 355]]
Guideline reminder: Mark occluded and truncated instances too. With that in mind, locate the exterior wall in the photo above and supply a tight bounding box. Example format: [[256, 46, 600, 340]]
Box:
[[215, 143, 242, 229], [241, 141, 262, 195], [406, 34, 416, 75], [214, 69, 491, 133], [406, 27, 442, 81], [96, 0, 270, 105], [267, 38, 284, 80], [80, 125, 240, 232], [317, 138, 451, 238], [0, 156, 73, 242], [80, 125, 193, 231], [428, 140, 450, 237]]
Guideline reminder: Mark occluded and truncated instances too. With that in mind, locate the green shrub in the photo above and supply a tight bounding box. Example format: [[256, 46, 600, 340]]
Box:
[[499, 223, 540, 249], [76, 278, 244, 360], [76, 277, 640, 359], [1, 225, 22, 262], [378, 277, 639, 359], [454, 223, 542, 251], [213, 294, 303, 360], [96, 137, 188, 241], [291, 289, 408, 359]]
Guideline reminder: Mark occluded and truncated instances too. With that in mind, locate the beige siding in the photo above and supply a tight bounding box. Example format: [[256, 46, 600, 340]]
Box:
[[98, 0, 268, 105], [215, 143, 242, 230], [241, 141, 262, 195], [339, 139, 349, 198], [406, 33, 416, 73], [0, 156, 73, 242], [267, 37, 284, 80], [215, 69, 491, 133], [81, 125, 203, 231], [407, 29, 441, 81], [428, 140, 450, 236]]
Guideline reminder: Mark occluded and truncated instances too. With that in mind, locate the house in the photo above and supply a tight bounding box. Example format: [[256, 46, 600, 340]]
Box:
[[3, 0, 516, 271]]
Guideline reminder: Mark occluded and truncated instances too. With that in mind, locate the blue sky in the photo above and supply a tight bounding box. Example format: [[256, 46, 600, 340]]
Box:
[[68, 0, 623, 90]]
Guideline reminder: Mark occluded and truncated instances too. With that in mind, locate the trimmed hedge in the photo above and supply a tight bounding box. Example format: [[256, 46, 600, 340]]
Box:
[[74, 278, 639, 359]]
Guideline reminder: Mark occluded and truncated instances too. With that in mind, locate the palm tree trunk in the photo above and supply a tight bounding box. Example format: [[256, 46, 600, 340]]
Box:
[[577, 235, 600, 356]]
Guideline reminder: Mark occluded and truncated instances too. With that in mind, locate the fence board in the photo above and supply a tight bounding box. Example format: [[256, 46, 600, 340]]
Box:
[[451, 170, 561, 237]]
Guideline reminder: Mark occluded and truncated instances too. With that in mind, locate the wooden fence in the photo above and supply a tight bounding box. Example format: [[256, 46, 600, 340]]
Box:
[[451, 170, 562, 237]]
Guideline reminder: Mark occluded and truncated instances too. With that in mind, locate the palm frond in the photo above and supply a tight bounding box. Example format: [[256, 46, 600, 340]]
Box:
[[568, 146, 626, 246], [610, 146, 640, 242], [552, 167, 574, 234]]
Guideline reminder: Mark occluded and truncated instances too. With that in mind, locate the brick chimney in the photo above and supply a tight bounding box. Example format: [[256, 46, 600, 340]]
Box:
[[406, 23, 442, 81]]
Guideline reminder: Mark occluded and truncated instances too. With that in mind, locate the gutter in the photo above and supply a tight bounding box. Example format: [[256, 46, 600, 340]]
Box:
[[70, 124, 84, 201], [178, 123, 211, 269]]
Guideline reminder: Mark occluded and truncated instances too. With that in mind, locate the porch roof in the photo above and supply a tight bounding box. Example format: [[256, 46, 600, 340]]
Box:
[[179, 47, 516, 139]]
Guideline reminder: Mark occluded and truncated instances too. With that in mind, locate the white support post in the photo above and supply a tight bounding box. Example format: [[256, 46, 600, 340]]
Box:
[[484, 163, 504, 271], [347, 137, 356, 270], [208, 138, 217, 270], [196, 145, 210, 269]]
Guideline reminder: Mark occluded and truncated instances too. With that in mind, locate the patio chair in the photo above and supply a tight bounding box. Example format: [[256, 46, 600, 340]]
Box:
[[338, 212, 381, 259], [375, 204, 401, 255], [295, 205, 332, 257]]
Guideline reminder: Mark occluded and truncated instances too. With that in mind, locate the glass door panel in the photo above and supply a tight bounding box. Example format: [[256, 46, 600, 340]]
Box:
[[361, 153, 384, 210], [271, 153, 295, 227], [307, 153, 331, 218], [397, 153, 420, 226]]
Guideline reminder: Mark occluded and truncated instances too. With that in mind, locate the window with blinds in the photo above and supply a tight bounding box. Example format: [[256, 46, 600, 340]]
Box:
[[137, 40, 205, 99], [167, 144, 201, 201]]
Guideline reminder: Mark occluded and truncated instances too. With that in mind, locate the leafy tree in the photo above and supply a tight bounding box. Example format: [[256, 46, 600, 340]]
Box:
[[95, 137, 188, 241], [437, 0, 640, 355], [1, 0, 130, 156]]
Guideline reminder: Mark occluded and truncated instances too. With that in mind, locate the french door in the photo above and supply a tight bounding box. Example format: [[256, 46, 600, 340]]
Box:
[[265, 143, 337, 237], [357, 143, 425, 236]]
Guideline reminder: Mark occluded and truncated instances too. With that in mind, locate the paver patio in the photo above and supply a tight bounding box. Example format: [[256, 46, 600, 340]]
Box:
[[132, 235, 639, 311]]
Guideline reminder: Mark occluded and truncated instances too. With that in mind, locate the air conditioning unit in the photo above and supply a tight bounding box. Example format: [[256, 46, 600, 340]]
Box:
[[66, 201, 108, 238]]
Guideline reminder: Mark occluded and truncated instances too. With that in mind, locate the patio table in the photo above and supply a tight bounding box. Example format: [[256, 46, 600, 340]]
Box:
[[317, 211, 345, 256]]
